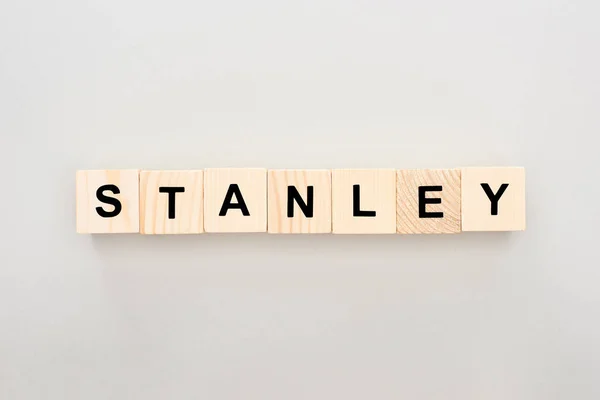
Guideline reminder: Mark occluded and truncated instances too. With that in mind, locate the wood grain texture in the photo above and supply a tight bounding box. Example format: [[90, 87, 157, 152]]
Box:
[[204, 168, 267, 232], [461, 167, 526, 231], [396, 169, 461, 234], [332, 169, 396, 234], [139, 170, 204, 234], [76, 169, 140, 233], [268, 169, 331, 234]]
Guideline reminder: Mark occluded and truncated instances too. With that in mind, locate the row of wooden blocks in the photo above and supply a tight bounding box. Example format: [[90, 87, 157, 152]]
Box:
[[76, 168, 526, 234]]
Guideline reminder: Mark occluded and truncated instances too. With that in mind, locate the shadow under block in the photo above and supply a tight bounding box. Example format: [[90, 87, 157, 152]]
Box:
[[396, 169, 461, 234], [139, 170, 204, 234], [268, 170, 332, 233], [204, 168, 267, 232], [332, 169, 396, 234], [461, 167, 526, 231], [76, 170, 140, 233]]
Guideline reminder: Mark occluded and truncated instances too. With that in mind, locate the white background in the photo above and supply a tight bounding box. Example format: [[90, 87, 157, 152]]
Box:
[[1, 0, 599, 399]]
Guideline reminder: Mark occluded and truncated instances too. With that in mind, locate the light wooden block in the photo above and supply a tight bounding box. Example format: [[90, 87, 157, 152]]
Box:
[[396, 169, 461, 234], [139, 170, 204, 234], [204, 168, 267, 232], [332, 169, 396, 234], [76, 170, 140, 233], [268, 170, 331, 233], [461, 167, 526, 231]]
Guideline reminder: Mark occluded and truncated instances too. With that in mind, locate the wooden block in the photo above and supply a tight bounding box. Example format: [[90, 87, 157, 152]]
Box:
[[204, 168, 267, 232], [396, 169, 461, 234], [332, 169, 396, 234], [268, 170, 331, 233], [76, 170, 140, 233], [461, 167, 526, 231], [139, 170, 204, 234]]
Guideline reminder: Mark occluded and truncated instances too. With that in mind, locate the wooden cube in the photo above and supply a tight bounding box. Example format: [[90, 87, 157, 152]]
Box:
[[76, 170, 140, 233], [332, 169, 396, 234], [139, 170, 204, 234], [204, 168, 267, 232], [268, 170, 331, 233], [461, 167, 526, 231], [396, 169, 461, 234]]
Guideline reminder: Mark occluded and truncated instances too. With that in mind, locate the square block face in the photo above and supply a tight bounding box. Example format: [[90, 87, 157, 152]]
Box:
[[332, 169, 396, 234], [268, 170, 332, 233], [204, 168, 267, 232], [461, 167, 526, 231], [139, 170, 204, 234], [76, 170, 140, 233], [396, 169, 461, 234]]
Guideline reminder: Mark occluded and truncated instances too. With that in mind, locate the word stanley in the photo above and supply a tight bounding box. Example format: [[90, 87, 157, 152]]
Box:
[[76, 167, 525, 234]]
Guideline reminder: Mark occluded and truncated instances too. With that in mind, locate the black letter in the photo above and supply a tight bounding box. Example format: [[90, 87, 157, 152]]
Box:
[[480, 183, 509, 215], [219, 184, 250, 216], [287, 186, 313, 218], [419, 186, 443, 218], [353, 185, 376, 217], [96, 184, 122, 218], [159, 187, 185, 219]]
